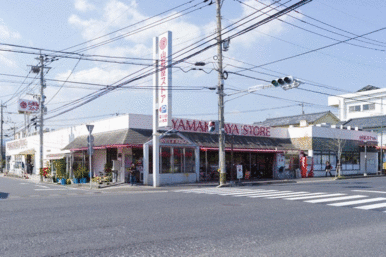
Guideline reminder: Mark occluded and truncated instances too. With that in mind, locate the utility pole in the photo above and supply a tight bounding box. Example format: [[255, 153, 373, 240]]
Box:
[[0, 102, 5, 172], [31, 53, 49, 182], [39, 55, 45, 182], [216, 0, 226, 186]]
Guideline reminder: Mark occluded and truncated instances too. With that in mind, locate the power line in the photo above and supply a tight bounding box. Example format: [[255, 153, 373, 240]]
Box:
[[44, 0, 312, 120], [62, 0, 201, 52], [235, 27, 386, 73], [249, 0, 386, 48]]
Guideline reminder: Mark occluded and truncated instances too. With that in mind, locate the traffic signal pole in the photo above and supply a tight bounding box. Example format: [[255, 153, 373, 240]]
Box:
[[216, 0, 226, 186]]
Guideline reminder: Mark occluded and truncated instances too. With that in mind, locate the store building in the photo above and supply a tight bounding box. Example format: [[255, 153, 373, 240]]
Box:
[[6, 113, 379, 184], [289, 124, 378, 176], [254, 111, 340, 128]]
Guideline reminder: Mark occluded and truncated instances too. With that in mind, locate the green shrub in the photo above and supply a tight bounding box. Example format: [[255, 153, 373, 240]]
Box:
[[75, 165, 89, 178], [54, 158, 66, 179]]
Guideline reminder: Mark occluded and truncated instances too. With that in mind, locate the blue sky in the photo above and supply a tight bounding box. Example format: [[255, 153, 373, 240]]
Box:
[[1, 0, 386, 135]]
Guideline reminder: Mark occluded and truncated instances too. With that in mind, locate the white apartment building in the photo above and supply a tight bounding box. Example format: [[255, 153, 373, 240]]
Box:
[[328, 85, 386, 121]]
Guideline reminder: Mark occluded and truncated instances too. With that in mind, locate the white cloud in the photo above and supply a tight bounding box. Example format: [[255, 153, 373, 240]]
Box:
[[0, 22, 21, 40], [74, 0, 96, 12], [68, 0, 203, 59], [0, 22, 20, 67], [228, 0, 304, 48]]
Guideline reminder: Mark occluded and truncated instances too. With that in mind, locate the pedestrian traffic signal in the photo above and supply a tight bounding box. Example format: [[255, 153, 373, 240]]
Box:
[[208, 121, 218, 133]]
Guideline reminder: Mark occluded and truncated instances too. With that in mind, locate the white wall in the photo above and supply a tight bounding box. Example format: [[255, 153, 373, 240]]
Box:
[[93, 149, 106, 176], [328, 88, 386, 121], [360, 152, 378, 174]]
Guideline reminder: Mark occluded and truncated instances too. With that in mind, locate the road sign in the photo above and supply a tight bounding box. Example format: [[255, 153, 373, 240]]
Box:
[[86, 124, 94, 133], [87, 135, 94, 144], [87, 147, 94, 155], [237, 165, 243, 179]]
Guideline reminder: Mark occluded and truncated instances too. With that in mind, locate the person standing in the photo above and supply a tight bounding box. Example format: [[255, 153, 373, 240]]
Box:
[[129, 163, 136, 186], [325, 161, 333, 177]]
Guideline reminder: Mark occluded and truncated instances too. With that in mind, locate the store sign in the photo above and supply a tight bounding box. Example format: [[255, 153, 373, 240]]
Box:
[[158, 31, 172, 128], [359, 135, 377, 142], [171, 118, 271, 137], [6, 139, 28, 151], [160, 138, 189, 145], [18, 99, 40, 113]]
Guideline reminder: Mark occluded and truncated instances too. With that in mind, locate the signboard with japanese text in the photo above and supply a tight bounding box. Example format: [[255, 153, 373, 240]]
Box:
[[18, 99, 40, 113], [237, 165, 243, 179], [158, 31, 172, 127]]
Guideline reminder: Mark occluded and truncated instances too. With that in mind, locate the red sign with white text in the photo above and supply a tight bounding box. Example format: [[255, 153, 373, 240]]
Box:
[[158, 32, 172, 128], [18, 99, 40, 113]]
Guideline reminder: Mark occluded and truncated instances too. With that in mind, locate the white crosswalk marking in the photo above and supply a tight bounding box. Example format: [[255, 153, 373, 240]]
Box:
[[285, 193, 345, 201], [328, 197, 386, 207], [217, 190, 279, 196], [263, 192, 310, 199], [267, 192, 326, 199], [355, 202, 386, 210], [230, 190, 289, 197], [305, 195, 367, 203], [175, 188, 386, 213]]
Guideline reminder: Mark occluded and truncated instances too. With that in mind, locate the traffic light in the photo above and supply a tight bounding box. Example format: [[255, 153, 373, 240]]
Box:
[[30, 116, 38, 129], [271, 76, 302, 90], [208, 121, 218, 133]]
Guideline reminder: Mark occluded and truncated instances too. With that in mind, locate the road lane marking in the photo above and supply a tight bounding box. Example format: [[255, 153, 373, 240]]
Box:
[[328, 197, 386, 207], [355, 202, 386, 210], [285, 193, 345, 200], [305, 195, 367, 203]]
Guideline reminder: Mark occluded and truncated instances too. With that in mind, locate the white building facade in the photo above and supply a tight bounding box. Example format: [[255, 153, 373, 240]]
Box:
[[328, 86, 386, 121], [5, 114, 379, 184]]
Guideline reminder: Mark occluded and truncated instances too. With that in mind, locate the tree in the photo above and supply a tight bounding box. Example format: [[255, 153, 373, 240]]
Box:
[[326, 130, 347, 177]]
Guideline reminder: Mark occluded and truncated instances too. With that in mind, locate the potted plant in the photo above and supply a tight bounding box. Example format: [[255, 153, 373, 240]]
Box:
[[39, 167, 51, 182], [104, 163, 112, 176], [54, 158, 67, 185], [78, 166, 89, 183], [73, 167, 82, 184]]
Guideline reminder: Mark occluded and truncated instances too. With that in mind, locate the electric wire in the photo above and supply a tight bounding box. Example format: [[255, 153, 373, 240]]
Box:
[[235, 26, 386, 73]]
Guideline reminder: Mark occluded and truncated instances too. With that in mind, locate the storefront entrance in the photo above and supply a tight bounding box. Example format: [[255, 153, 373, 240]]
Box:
[[200, 150, 275, 181]]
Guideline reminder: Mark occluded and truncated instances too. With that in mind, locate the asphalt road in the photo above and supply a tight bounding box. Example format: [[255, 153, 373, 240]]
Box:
[[1, 176, 386, 257]]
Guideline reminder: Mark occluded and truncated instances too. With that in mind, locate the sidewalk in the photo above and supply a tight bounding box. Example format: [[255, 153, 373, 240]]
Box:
[[1, 172, 384, 191]]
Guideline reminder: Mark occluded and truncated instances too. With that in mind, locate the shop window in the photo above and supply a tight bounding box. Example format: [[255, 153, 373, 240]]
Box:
[[148, 147, 153, 174], [313, 154, 322, 171], [185, 148, 195, 173], [313, 151, 336, 170], [340, 152, 359, 170], [173, 148, 184, 173], [160, 147, 195, 174], [161, 147, 172, 173]]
